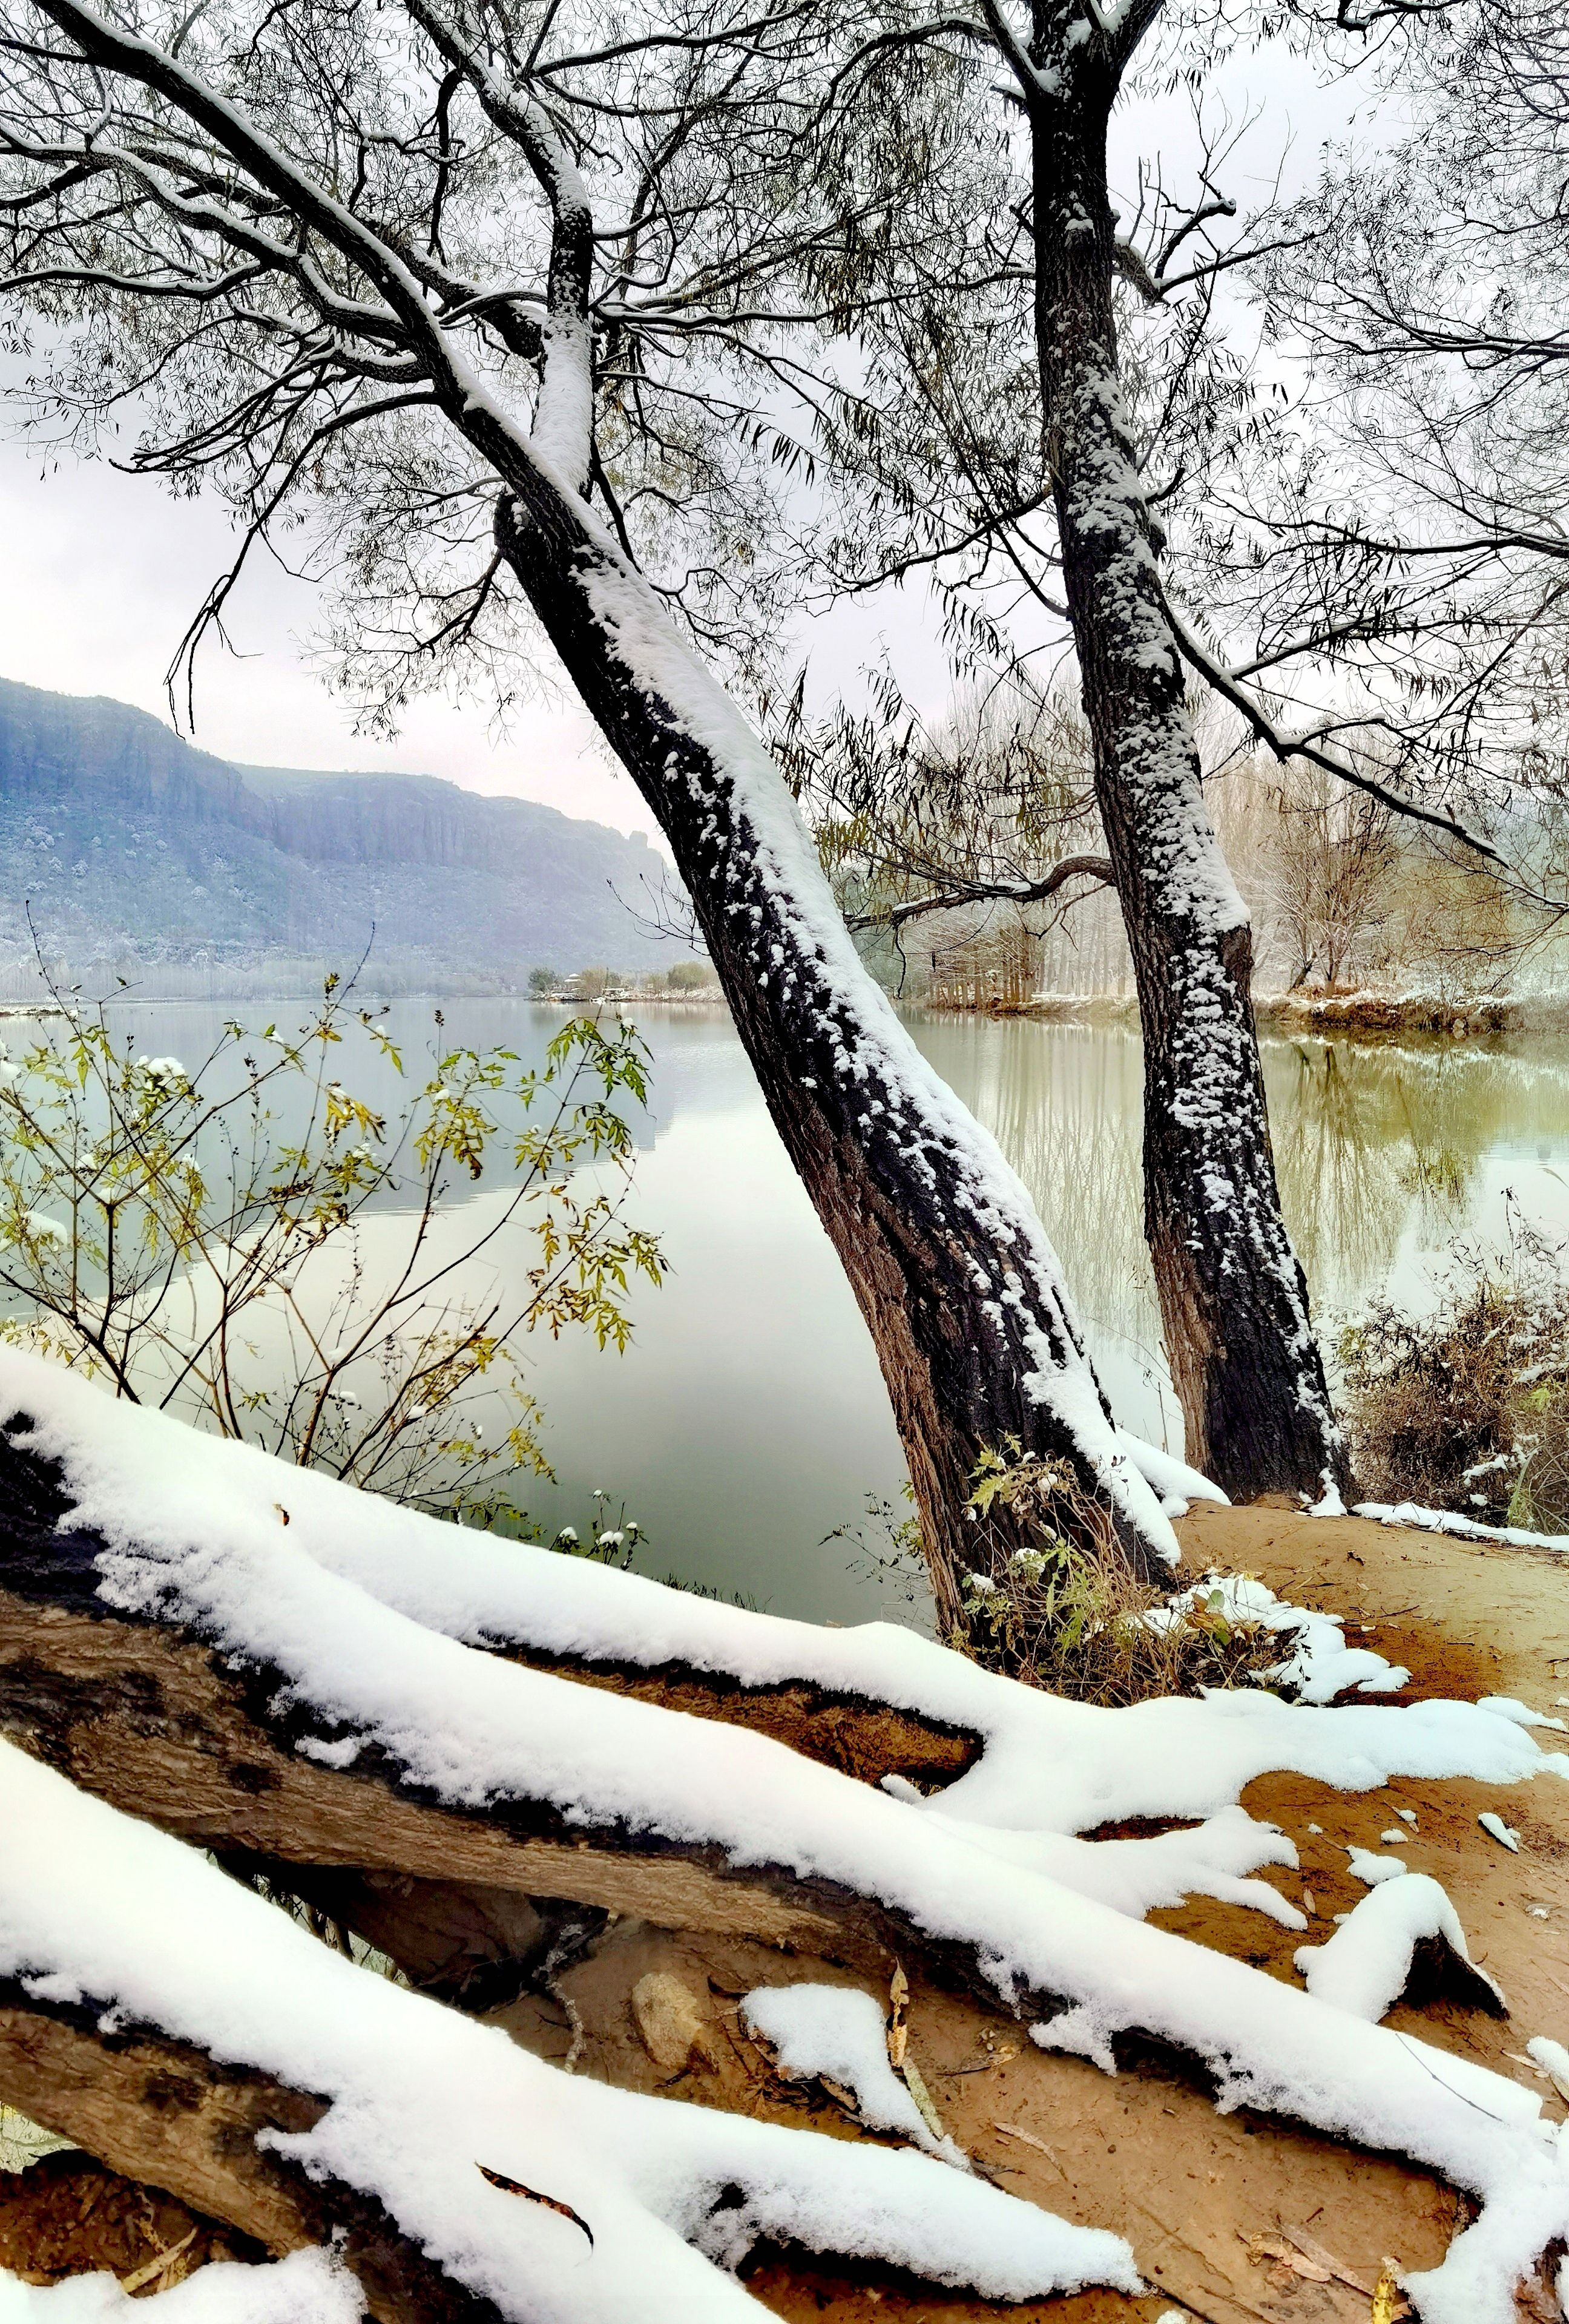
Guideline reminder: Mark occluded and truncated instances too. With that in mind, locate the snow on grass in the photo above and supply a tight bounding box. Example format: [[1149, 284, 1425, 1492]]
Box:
[[1294, 1874, 1504, 2020], [740, 1984, 967, 2167], [1144, 1570, 1409, 1702], [0, 1744, 1139, 2319], [0, 2250, 363, 2322]]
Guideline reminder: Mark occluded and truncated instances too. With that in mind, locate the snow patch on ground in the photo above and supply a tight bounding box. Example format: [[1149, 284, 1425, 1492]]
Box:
[[1347, 1845, 1409, 1886], [0, 2251, 363, 2323], [741, 1984, 967, 2166]]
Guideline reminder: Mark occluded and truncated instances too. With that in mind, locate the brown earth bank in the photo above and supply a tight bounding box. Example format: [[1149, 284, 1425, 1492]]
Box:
[[1251, 993, 1525, 1037], [5, 1502, 1569, 2320], [923, 990, 1567, 1037]]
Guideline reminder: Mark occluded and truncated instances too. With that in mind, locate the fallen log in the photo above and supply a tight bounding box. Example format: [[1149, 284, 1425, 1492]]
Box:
[[5, 1354, 1569, 2321], [0, 1568, 866, 1969], [0, 1739, 1140, 2321], [0, 1983, 495, 2323]]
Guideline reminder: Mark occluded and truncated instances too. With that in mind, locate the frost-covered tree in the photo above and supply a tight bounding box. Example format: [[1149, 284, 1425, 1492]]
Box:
[[1186, 0, 1569, 857], [0, 0, 1191, 1610], [775, 1, 1369, 1500]]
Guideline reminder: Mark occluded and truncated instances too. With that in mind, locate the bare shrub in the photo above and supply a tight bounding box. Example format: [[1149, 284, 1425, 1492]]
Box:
[[952, 1442, 1283, 1704], [0, 976, 664, 1519], [1338, 1221, 1569, 1532]]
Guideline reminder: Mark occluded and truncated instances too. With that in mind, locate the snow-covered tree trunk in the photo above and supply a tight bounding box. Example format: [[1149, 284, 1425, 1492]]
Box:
[[0, 0, 1182, 1609], [493, 490, 1177, 1602], [1024, 19, 1346, 1503], [358, 0, 1180, 1597]]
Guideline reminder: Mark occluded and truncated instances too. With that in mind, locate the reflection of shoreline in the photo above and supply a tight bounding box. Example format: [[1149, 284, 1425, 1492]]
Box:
[[904, 993, 1569, 1039], [909, 1014, 1569, 1445]]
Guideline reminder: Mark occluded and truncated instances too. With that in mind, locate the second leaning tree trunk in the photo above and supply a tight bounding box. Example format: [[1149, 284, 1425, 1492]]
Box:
[[1025, 10, 1346, 1502]]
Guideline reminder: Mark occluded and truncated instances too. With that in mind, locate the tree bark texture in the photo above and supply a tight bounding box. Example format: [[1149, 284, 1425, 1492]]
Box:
[[491, 490, 1171, 1603], [1024, 20, 1347, 1503], [0, 1428, 986, 2000], [0, 1992, 500, 2324]]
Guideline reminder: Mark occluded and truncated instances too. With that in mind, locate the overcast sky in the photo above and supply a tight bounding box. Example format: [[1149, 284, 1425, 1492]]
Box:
[[0, 36, 1358, 840]]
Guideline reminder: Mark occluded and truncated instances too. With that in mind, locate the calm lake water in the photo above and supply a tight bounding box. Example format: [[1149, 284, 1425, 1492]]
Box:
[[61, 1000, 1569, 1620]]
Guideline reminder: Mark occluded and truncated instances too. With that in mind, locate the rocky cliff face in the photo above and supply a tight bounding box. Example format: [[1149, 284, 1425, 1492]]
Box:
[[0, 678, 682, 994]]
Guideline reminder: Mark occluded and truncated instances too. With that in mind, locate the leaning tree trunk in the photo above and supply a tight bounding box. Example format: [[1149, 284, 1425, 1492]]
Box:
[[488, 491, 1174, 1605], [1026, 45, 1346, 1504]]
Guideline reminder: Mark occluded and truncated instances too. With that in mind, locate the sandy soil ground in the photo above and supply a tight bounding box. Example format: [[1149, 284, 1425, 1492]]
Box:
[[4, 1501, 1568, 2319]]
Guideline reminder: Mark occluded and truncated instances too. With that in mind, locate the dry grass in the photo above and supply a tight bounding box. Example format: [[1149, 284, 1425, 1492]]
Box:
[[950, 1442, 1284, 1704], [1339, 1230, 1569, 1532]]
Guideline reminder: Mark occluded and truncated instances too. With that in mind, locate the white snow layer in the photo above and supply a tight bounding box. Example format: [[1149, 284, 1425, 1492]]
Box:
[[1347, 1845, 1410, 1886], [0, 2251, 363, 2323], [740, 1984, 967, 2166], [1356, 1501, 1569, 1555], [0, 1744, 1138, 2318], [1146, 1571, 1409, 1702], [1294, 1875, 1504, 2020], [8, 1356, 1550, 1846], [7, 1356, 1569, 2317]]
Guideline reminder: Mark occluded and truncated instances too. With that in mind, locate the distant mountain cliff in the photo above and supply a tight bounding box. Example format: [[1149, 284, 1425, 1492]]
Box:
[[0, 678, 682, 996]]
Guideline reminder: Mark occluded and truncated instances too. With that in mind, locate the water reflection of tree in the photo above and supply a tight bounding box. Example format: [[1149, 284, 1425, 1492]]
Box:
[[914, 1014, 1569, 1411], [1265, 1036, 1569, 1318], [1266, 1043, 1416, 1305], [930, 1020, 1159, 1351]]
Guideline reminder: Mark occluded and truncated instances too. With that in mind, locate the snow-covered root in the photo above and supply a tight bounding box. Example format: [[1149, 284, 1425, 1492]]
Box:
[[9, 1361, 1569, 2314], [1110, 1428, 1228, 1517], [1357, 1500, 1569, 1555], [0, 1744, 1139, 2320], [913, 1802, 1308, 1930], [1293, 1874, 1507, 2021], [1016, 1924, 1566, 2324], [0, 2249, 364, 2321], [13, 1352, 1562, 1845]]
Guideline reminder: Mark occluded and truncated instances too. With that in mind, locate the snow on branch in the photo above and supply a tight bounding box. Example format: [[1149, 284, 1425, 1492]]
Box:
[[0, 1741, 1139, 2320], [1294, 1873, 1508, 2024], [1162, 594, 1510, 866], [4, 1357, 1569, 2317]]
